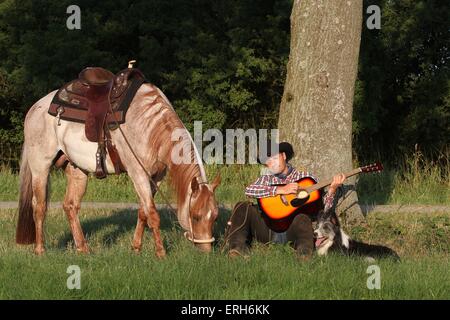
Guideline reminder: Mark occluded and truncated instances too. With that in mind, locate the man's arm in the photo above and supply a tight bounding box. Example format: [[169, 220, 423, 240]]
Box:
[[245, 175, 277, 198], [323, 191, 335, 212], [245, 176, 299, 198], [323, 173, 346, 212]]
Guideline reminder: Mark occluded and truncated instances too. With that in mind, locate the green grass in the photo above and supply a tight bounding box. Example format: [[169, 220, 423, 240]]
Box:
[[0, 154, 449, 205], [0, 207, 448, 299], [0, 164, 259, 204], [1, 152, 448, 299], [355, 151, 450, 205]]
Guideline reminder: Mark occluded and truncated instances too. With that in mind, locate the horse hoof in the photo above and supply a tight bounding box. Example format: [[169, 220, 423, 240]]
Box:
[[132, 247, 142, 254], [76, 247, 90, 254], [34, 247, 45, 255], [156, 249, 166, 259], [132, 242, 142, 252]]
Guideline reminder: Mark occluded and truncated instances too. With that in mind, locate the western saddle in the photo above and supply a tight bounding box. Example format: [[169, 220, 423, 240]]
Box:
[[49, 61, 146, 178]]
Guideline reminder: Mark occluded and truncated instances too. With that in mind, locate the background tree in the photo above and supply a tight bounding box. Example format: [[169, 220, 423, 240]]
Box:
[[0, 0, 448, 173], [278, 0, 365, 224]]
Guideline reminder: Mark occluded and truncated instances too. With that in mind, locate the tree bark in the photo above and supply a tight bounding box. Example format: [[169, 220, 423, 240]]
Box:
[[278, 0, 365, 225]]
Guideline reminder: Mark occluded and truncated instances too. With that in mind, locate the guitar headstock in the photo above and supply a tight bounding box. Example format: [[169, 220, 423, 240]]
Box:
[[361, 162, 383, 173]]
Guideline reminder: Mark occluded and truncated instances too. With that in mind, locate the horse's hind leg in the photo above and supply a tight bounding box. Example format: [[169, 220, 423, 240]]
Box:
[[20, 150, 56, 255], [63, 163, 89, 253], [18, 135, 58, 255], [30, 170, 51, 255], [16, 91, 60, 254]]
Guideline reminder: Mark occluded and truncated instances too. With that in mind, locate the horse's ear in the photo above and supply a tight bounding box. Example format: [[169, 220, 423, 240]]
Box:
[[191, 176, 200, 194], [211, 174, 221, 191]]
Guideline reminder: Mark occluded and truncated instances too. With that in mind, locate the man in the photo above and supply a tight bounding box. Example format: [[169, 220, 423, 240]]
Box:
[[227, 140, 345, 260]]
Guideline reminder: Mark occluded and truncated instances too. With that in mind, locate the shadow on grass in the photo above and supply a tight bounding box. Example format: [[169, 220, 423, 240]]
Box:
[[57, 207, 232, 251], [57, 208, 174, 249]]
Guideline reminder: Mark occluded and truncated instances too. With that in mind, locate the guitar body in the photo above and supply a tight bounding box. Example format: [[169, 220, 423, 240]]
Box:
[[255, 163, 383, 233], [257, 177, 323, 232]]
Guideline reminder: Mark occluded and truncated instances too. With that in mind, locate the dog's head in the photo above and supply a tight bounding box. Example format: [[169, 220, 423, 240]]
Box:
[[313, 210, 350, 255]]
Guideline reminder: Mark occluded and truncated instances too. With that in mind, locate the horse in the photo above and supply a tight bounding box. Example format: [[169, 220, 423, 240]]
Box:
[[15, 82, 221, 257]]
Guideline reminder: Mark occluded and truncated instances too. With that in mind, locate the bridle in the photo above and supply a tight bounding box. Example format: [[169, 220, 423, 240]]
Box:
[[183, 181, 216, 244]]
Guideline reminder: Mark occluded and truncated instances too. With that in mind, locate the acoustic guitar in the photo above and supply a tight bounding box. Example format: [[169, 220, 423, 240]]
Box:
[[257, 163, 383, 232]]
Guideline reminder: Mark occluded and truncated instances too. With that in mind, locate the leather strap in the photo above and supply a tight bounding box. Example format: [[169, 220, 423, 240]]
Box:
[[105, 124, 126, 174], [49, 103, 124, 125], [94, 113, 106, 179]]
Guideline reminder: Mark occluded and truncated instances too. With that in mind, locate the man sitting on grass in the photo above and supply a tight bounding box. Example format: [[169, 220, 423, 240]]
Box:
[[227, 140, 345, 260]]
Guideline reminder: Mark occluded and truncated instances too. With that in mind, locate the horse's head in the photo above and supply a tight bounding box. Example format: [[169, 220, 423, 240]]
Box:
[[185, 174, 221, 252]]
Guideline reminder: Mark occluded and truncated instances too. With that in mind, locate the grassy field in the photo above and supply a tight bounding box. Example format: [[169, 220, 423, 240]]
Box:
[[0, 153, 449, 205], [0, 153, 448, 299], [0, 207, 448, 299]]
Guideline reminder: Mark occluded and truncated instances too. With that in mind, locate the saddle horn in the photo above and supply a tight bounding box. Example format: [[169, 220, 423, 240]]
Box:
[[128, 60, 137, 68]]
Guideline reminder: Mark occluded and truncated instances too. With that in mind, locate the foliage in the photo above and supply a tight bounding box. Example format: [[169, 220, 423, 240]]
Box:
[[0, 0, 448, 165], [354, 0, 449, 162]]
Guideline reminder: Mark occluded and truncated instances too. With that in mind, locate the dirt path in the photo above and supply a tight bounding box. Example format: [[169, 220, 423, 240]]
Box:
[[0, 201, 448, 214]]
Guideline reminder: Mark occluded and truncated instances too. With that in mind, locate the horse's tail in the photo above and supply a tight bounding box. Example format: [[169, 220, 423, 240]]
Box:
[[16, 146, 36, 244]]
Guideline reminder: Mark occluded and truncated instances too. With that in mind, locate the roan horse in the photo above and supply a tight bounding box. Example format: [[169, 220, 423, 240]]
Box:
[[15, 80, 221, 257]]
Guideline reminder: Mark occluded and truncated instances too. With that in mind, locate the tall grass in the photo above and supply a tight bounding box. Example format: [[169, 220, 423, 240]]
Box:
[[0, 151, 448, 205], [357, 149, 449, 205]]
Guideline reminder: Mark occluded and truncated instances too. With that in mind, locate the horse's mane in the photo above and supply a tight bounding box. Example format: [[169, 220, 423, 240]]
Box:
[[140, 84, 207, 209]]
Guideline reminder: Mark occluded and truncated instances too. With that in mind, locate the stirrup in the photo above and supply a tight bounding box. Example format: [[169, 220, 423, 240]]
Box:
[[94, 145, 107, 179]]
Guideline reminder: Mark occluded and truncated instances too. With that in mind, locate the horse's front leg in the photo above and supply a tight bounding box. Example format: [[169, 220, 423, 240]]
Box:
[[132, 206, 147, 253], [146, 201, 166, 258], [132, 172, 166, 253], [129, 172, 166, 258], [63, 162, 89, 253]]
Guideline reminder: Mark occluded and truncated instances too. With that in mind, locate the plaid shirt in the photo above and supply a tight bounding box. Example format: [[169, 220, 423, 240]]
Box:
[[245, 163, 335, 212]]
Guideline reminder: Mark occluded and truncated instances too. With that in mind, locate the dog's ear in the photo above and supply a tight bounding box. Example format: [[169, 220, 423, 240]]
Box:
[[317, 209, 326, 221], [331, 215, 338, 225], [330, 212, 340, 226]]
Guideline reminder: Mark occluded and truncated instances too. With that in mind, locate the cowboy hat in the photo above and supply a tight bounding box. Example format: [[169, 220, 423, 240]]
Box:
[[257, 140, 294, 164]]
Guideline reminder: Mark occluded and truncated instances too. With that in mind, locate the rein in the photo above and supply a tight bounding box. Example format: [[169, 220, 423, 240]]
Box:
[[219, 201, 251, 253], [106, 92, 215, 245]]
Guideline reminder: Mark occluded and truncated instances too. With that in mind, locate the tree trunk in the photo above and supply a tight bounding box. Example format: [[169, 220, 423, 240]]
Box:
[[278, 0, 365, 225]]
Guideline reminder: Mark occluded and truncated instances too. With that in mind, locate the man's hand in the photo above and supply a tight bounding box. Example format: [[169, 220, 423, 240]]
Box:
[[328, 173, 346, 194], [276, 183, 298, 195]]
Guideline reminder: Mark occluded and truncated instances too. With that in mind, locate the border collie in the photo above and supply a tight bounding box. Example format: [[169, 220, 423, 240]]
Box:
[[313, 210, 400, 261]]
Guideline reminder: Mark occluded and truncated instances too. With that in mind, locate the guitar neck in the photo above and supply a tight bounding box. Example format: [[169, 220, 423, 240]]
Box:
[[305, 167, 362, 193]]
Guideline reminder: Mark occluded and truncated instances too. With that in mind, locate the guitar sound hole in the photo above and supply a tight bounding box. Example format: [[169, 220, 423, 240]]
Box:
[[297, 190, 309, 199]]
